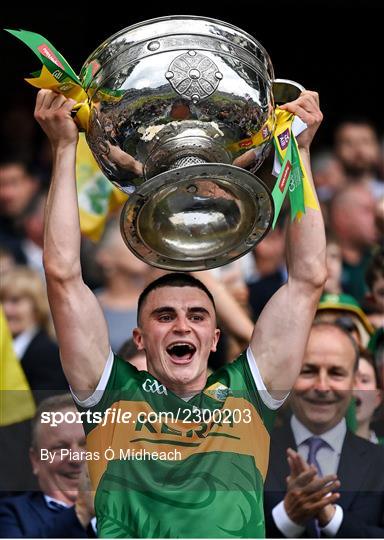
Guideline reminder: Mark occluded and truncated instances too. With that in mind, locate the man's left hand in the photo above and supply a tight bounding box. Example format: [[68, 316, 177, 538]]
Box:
[[286, 448, 338, 526], [279, 90, 323, 151]]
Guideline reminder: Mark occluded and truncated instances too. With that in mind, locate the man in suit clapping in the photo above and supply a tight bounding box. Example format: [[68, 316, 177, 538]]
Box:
[[264, 322, 384, 538]]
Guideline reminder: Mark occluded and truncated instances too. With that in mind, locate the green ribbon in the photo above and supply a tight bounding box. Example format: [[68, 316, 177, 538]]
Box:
[[271, 129, 306, 228], [288, 136, 306, 221], [5, 29, 80, 84]]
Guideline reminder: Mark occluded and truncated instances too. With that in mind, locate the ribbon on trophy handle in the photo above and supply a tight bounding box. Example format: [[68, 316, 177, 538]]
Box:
[[271, 109, 319, 227], [6, 29, 128, 241], [5, 29, 91, 131], [229, 110, 319, 228]]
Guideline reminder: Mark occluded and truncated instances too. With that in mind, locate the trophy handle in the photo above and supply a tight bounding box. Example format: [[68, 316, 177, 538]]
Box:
[[273, 79, 305, 105]]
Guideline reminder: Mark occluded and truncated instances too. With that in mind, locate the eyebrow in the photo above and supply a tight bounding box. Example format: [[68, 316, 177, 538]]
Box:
[[150, 306, 211, 317], [302, 362, 348, 371]]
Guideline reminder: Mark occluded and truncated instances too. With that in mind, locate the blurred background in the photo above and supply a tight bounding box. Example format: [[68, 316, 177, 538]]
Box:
[[1, 0, 382, 152]]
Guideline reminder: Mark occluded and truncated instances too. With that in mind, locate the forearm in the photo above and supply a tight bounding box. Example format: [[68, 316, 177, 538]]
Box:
[[193, 271, 253, 342], [286, 149, 327, 290], [43, 143, 81, 280]]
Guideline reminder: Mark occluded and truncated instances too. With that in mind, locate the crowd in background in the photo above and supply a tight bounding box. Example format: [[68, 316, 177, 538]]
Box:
[[0, 100, 383, 537]]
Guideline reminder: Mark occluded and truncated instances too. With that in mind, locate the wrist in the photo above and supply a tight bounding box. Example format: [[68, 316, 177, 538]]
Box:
[[75, 503, 92, 528], [53, 140, 78, 152], [297, 146, 311, 157], [318, 504, 336, 527], [284, 497, 304, 526]]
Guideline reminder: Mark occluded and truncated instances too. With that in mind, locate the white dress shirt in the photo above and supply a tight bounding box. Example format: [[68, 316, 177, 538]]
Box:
[[272, 415, 346, 537], [13, 326, 39, 359], [44, 495, 97, 533]]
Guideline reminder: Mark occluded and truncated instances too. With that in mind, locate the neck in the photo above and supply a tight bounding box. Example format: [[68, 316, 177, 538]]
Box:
[[152, 371, 207, 398], [355, 421, 371, 440], [44, 488, 77, 506], [292, 413, 343, 436]]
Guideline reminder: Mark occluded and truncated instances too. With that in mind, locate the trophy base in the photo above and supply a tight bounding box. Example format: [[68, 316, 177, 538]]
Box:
[[120, 163, 274, 271]]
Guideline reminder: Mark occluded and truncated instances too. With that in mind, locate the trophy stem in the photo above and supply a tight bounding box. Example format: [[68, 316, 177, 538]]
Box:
[[169, 156, 208, 169]]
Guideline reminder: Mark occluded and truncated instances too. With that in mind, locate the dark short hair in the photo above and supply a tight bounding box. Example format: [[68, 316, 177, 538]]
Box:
[[137, 273, 215, 325], [334, 116, 379, 143], [0, 156, 35, 177]]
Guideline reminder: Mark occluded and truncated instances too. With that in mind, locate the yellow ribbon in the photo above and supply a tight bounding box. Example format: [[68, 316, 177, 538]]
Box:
[[274, 109, 319, 216], [26, 65, 90, 131]]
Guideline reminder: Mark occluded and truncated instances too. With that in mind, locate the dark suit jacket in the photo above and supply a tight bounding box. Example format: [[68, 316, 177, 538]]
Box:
[[264, 422, 384, 538], [0, 491, 93, 538], [0, 333, 69, 495], [21, 330, 68, 403]]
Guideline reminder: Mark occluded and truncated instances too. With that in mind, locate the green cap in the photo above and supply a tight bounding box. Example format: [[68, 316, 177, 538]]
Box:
[[318, 293, 374, 335]]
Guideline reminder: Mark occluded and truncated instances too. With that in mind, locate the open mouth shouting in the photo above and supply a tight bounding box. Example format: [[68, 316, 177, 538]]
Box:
[[166, 342, 197, 364]]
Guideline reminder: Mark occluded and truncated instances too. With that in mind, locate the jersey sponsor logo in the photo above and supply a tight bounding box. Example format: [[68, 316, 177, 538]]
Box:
[[142, 378, 168, 395]]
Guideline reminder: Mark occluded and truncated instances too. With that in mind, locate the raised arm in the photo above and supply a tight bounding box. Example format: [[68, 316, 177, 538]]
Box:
[[250, 91, 327, 398], [35, 90, 110, 397]]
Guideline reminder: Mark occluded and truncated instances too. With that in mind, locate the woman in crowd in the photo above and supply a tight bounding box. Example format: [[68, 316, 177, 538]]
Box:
[[0, 266, 68, 403], [94, 218, 152, 352], [354, 349, 383, 444]]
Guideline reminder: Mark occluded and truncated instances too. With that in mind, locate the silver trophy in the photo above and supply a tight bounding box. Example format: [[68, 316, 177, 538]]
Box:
[[80, 16, 303, 270]]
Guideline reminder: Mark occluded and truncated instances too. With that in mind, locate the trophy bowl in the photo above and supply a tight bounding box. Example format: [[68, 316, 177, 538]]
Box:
[[80, 16, 282, 270]]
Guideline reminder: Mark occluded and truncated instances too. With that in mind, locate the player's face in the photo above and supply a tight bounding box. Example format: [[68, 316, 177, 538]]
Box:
[[133, 286, 220, 395]]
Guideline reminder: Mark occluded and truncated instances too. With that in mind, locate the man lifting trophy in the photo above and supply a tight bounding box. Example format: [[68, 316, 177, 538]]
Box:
[[8, 15, 327, 538]]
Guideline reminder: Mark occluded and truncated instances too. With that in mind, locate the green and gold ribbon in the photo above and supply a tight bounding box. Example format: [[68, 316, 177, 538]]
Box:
[[228, 109, 319, 227], [272, 109, 319, 227], [6, 29, 90, 130], [6, 29, 128, 241]]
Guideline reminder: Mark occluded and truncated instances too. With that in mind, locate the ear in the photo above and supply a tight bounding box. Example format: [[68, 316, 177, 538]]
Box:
[[133, 327, 145, 351], [210, 328, 221, 353]]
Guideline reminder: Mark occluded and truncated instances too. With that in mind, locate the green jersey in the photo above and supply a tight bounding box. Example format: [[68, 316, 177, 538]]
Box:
[[76, 349, 278, 538]]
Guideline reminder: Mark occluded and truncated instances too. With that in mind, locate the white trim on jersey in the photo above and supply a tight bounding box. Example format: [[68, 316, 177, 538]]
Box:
[[246, 347, 289, 410], [70, 348, 114, 407]]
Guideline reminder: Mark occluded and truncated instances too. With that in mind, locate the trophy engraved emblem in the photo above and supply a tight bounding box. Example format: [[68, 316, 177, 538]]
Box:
[[165, 51, 223, 104]]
